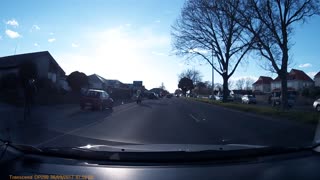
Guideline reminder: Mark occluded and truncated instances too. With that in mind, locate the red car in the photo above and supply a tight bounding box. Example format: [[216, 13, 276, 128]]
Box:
[[80, 89, 114, 110]]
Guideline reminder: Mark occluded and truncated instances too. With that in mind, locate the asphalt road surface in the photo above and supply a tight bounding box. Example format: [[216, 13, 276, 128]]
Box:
[[0, 97, 317, 148]]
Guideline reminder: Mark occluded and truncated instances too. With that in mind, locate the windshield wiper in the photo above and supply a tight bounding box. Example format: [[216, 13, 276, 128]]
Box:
[[0, 138, 42, 154], [4, 142, 316, 163], [17, 145, 310, 163]]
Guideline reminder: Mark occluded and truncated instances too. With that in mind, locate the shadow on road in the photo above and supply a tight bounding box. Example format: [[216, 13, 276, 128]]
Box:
[[147, 101, 169, 106], [138, 103, 152, 108], [68, 108, 113, 119]]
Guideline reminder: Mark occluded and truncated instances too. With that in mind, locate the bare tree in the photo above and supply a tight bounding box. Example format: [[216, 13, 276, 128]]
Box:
[[172, 0, 254, 102], [237, 0, 319, 109], [235, 78, 245, 90], [178, 69, 203, 85], [159, 82, 166, 90], [228, 80, 235, 90], [244, 77, 255, 90]]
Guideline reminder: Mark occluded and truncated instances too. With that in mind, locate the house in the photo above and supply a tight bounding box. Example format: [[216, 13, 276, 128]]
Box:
[[0, 51, 65, 90], [105, 79, 127, 89], [125, 81, 144, 90], [252, 76, 273, 94], [88, 74, 128, 89], [88, 74, 107, 90], [58, 76, 71, 92], [271, 69, 314, 92], [315, 71, 320, 87]]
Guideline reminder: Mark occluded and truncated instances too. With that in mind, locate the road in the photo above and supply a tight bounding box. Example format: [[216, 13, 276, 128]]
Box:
[[0, 97, 317, 148]]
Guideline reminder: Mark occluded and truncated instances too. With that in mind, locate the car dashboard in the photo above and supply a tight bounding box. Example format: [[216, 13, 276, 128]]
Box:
[[1, 146, 320, 180]]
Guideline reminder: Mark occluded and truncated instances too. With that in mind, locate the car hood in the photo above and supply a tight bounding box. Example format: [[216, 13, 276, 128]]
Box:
[[78, 143, 266, 152]]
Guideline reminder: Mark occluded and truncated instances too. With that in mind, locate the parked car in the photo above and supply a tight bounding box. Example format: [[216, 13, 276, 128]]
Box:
[[80, 89, 114, 110], [227, 96, 234, 102], [271, 92, 295, 107], [148, 92, 159, 99], [214, 95, 234, 102], [214, 95, 223, 101], [313, 98, 320, 112], [241, 95, 257, 104], [166, 94, 173, 98]]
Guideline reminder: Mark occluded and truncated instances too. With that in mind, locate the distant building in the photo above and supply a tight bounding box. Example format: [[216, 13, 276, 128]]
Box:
[[252, 76, 273, 94], [149, 88, 168, 97], [271, 69, 314, 92], [105, 79, 127, 89], [88, 74, 128, 90], [133, 81, 143, 87], [315, 71, 320, 87], [0, 51, 65, 90], [88, 74, 107, 90]]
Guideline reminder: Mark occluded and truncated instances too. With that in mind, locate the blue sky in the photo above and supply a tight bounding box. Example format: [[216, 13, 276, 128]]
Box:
[[0, 0, 319, 92]]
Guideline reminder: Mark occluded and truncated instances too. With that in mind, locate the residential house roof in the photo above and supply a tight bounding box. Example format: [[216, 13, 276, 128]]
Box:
[[315, 71, 320, 78], [88, 74, 127, 88], [88, 74, 107, 84], [105, 79, 122, 86], [253, 76, 273, 85], [273, 69, 313, 82], [0, 51, 65, 74]]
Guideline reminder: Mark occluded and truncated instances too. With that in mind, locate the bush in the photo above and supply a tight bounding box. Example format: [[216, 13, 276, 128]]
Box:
[[309, 87, 320, 98], [66, 71, 88, 92], [301, 87, 320, 98], [301, 88, 310, 97]]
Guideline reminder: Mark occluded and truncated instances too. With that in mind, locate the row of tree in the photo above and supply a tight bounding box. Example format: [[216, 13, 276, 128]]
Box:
[[172, 0, 319, 108], [177, 68, 254, 95]]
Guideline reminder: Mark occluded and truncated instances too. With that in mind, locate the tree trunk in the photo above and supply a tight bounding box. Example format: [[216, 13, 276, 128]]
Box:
[[280, 71, 288, 110], [280, 24, 289, 110], [222, 75, 229, 102]]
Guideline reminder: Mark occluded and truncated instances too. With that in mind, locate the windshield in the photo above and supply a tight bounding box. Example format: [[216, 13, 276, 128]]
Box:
[[86, 91, 101, 98], [0, 0, 320, 156]]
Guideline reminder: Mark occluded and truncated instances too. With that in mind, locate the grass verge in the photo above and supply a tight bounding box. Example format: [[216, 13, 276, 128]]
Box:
[[188, 98, 319, 124]]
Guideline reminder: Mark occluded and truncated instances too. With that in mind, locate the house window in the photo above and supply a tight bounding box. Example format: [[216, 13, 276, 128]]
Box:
[[48, 72, 57, 83]]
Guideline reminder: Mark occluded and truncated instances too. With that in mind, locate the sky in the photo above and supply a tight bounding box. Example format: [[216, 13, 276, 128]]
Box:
[[0, 0, 319, 92]]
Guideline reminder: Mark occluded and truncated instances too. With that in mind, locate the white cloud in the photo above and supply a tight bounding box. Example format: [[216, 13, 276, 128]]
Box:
[[71, 43, 79, 48], [307, 72, 317, 78], [30, 25, 40, 32], [299, 63, 312, 68], [5, 29, 21, 38], [125, 23, 131, 27], [151, 51, 166, 56], [49, 32, 54, 35], [229, 75, 259, 82], [48, 38, 56, 43], [34, 43, 39, 47], [6, 19, 19, 27]]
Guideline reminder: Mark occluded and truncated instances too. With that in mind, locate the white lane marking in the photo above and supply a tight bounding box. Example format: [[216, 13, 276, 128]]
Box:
[[189, 114, 201, 122], [36, 103, 139, 147]]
